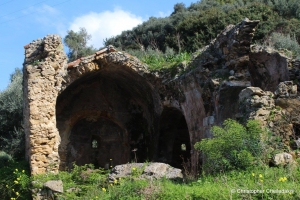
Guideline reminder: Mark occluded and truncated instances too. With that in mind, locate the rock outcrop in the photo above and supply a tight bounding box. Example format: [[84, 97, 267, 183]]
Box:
[[108, 163, 183, 182]]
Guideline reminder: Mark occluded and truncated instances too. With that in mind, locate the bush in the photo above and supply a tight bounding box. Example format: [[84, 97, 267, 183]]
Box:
[[194, 119, 263, 173], [0, 160, 31, 200], [269, 32, 300, 58], [0, 151, 13, 168]]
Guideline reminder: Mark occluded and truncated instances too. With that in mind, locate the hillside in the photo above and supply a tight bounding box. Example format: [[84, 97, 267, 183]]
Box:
[[105, 0, 300, 56]]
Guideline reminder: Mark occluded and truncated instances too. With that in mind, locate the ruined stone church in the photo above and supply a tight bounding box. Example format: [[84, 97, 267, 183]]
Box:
[[23, 19, 300, 175]]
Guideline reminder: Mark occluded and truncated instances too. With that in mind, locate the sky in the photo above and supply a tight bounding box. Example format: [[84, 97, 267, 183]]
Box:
[[0, 0, 197, 91]]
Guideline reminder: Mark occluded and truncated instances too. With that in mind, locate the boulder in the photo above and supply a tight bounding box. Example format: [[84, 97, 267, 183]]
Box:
[[108, 163, 183, 182], [239, 87, 265, 101], [43, 180, 63, 193], [274, 81, 297, 98], [272, 153, 294, 166]]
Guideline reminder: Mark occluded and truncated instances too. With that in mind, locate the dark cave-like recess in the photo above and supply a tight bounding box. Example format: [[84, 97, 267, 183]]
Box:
[[157, 107, 191, 169], [56, 65, 161, 170]]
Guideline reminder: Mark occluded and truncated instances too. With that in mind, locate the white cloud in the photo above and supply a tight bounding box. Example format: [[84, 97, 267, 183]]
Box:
[[22, 4, 67, 33], [22, 4, 59, 15], [68, 8, 143, 48], [39, 4, 59, 15]]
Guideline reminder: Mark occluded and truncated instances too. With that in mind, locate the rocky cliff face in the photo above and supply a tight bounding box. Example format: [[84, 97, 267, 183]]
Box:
[[23, 18, 300, 175]]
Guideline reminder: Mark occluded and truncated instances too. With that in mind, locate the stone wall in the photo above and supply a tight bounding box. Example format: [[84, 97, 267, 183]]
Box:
[[23, 35, 68, 174]]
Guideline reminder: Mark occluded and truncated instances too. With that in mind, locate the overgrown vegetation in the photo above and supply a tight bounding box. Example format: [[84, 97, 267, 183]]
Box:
[[105, 0, 300, 58], [6, 160, 298, 199], [126, 47, 192, 71]]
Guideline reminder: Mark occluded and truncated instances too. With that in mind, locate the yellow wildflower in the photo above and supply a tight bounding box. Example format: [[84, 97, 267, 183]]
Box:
[[110, 183, 113, 186], [279, 177, 287, 182], [14, 181, 18, 184], [252, 173, 255, 177], [114, 179, 118, 184], [6, 185, 8, 188], [132, 167, 136, 171], [260, 179, 263, 183], [102, 188, 106, 192], [15, 169, 18, 172], [17, 178, 20, 181], [16, 192, 19, 196], [22, 170, 25, 173], [259, 174, 263, 178]]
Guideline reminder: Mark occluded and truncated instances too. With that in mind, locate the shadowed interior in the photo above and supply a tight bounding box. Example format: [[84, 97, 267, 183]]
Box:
[[157, 107, 191, 169], [56, 65, 161, 170]]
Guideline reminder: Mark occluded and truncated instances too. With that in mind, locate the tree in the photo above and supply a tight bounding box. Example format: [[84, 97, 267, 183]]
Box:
[[0, 68, 24, 159], [64, 27, 97, 61], [171, 3, 187, 15]]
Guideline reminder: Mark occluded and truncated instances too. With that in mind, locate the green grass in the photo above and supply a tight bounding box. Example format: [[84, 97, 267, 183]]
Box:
[[125, 48, 192, 74], [0, 160, 299, 199], [26, 164, 300, 200]]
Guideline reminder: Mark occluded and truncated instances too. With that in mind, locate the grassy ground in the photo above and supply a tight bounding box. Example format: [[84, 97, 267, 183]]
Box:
[[28, 163, 300, 200]]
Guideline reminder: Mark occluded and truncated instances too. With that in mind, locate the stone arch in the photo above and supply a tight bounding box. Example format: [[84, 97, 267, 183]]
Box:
[[22, 36, 165, 174], [56, 59, 162, 170], [156, 106, 191, 169]]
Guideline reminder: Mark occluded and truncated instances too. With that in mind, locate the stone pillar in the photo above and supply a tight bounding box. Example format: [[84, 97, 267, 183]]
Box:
[[179, 76, 206, 176], [23, 35, 68, 174]]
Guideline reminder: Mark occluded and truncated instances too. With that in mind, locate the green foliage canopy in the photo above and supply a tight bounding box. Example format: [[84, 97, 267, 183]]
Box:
[[104, 0, 300, 54]]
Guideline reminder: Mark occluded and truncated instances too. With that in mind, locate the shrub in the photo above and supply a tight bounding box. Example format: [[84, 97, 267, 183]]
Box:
[[0, 160, 31, 200], [0, 151, 13, 168], [269, 32, 300, 58], [194, 119, 263, 173]]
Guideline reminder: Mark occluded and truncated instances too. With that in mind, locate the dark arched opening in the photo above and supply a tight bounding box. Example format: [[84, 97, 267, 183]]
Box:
[[56, 65, 161, 170], [157, 107, 191, 169], [67, 118, 126, 168]]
